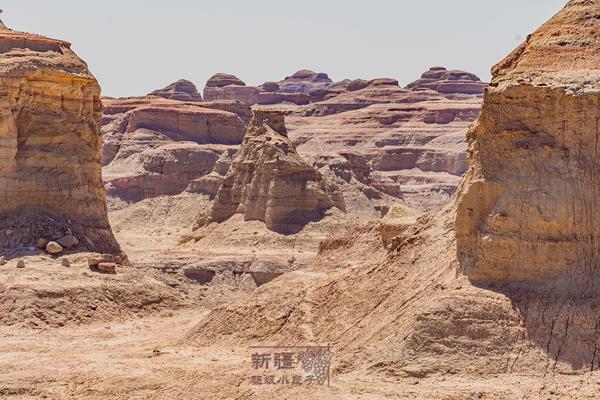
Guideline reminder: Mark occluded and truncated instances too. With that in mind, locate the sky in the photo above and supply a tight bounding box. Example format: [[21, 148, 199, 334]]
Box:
[[2, 0, 566, 98]]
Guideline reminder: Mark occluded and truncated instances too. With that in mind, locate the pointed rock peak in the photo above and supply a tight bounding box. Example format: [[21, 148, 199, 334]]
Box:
[[248, 110, 287, 137]]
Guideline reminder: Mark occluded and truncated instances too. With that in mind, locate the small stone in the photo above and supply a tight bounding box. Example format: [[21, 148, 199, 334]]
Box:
[[36, 238, 49, 249], [16, 259, 25, 268], [0, 256, 6, 266], [57, 235, 79, 249], [88, 254, 114, 267], [96, 262, 117, 274], [45, 241, 63, 255], [61, 258, 71, 267]]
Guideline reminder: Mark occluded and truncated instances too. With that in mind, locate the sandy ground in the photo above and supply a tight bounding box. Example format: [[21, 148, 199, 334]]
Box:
[[2, 308, 600, 399]]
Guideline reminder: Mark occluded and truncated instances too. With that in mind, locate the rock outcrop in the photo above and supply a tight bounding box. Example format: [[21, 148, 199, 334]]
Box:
[[101, 97, 244, 201], [203, 73, 259, 105], [275, 69, 349, 102], [406, 67, 486, 95], [456, 0, 600, 289], [205, 73, 246, 88], [281, 73, 483, 212], [197, 110, 345, 234], [149, 79, 203, 102], [0, 20, 120, 253]]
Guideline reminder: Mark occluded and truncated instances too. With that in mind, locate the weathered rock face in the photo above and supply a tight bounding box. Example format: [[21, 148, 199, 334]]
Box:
[[203, 73, 259, 105], [280, 74, 483, 212], [0, 21, 120, 253], [456, 0, 600, 289], [101, 97, 244, 201], [197, 110, 345, 234], [149, 79, 203, 102], [406, 66, 486, 95]]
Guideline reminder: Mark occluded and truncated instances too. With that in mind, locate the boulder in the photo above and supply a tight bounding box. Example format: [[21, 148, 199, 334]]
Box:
[[96, 262, 117, 274], [0, 256, 5, 266], [57, 235, 79, 249], [45, 242, 63, 255], [36, 238, 49, 250], [16, 259, 25, 268], [88, 254, 115, 267]]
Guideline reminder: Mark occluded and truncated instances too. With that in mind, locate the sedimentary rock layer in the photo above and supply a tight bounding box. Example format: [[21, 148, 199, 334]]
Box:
[[101, 97, 245, 201], [197, 110, 345, 233], [456, 0, 600, 288], [0, 22, 120, 252], [149, 79, 203, 102]]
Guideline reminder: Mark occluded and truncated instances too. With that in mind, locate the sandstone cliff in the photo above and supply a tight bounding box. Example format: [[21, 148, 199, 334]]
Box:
[[456, 0, 600, 289], [197, 110, 345, 234], [0, 21, 120, 253]]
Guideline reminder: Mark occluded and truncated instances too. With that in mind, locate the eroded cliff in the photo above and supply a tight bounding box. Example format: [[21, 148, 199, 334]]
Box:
[[0, 21, 120, 253]]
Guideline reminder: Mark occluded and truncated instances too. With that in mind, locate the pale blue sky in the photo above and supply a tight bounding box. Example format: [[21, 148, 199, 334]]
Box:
[[2, 1, 566, 97]]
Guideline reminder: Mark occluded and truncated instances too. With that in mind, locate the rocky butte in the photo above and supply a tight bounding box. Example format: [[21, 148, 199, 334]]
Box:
[[456, 0, 600, 290], [197, 110, 345, 234], [0, 17, 120, 253]]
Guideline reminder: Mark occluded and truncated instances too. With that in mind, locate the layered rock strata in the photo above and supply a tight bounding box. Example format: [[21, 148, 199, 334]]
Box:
[[406, 66, 486, 95], [149, 79, 203, 102], [197, 110, 345, 234], [101, 97, 245, 201], [456, 0, 600, 289], [203, 73, 259, 105], [0, 20, 120, 252]]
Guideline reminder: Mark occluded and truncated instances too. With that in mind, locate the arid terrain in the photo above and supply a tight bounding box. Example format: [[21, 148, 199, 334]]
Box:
[[2, 1, 600, 399]]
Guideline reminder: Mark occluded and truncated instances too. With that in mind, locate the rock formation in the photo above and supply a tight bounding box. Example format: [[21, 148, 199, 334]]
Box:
[[273, 69, 349, 103], [203, 73, 259, 105], [188, 4, 600, 392], [205, 73, 246, 88], [284, 73, 483, 212], [197, 110, 345, 234], [406, 67, 486, 95], [456, 0, 600, 289], [0, 20, 120, 253], [149, 79, 203, 102], [101, 97, 245, 201]]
